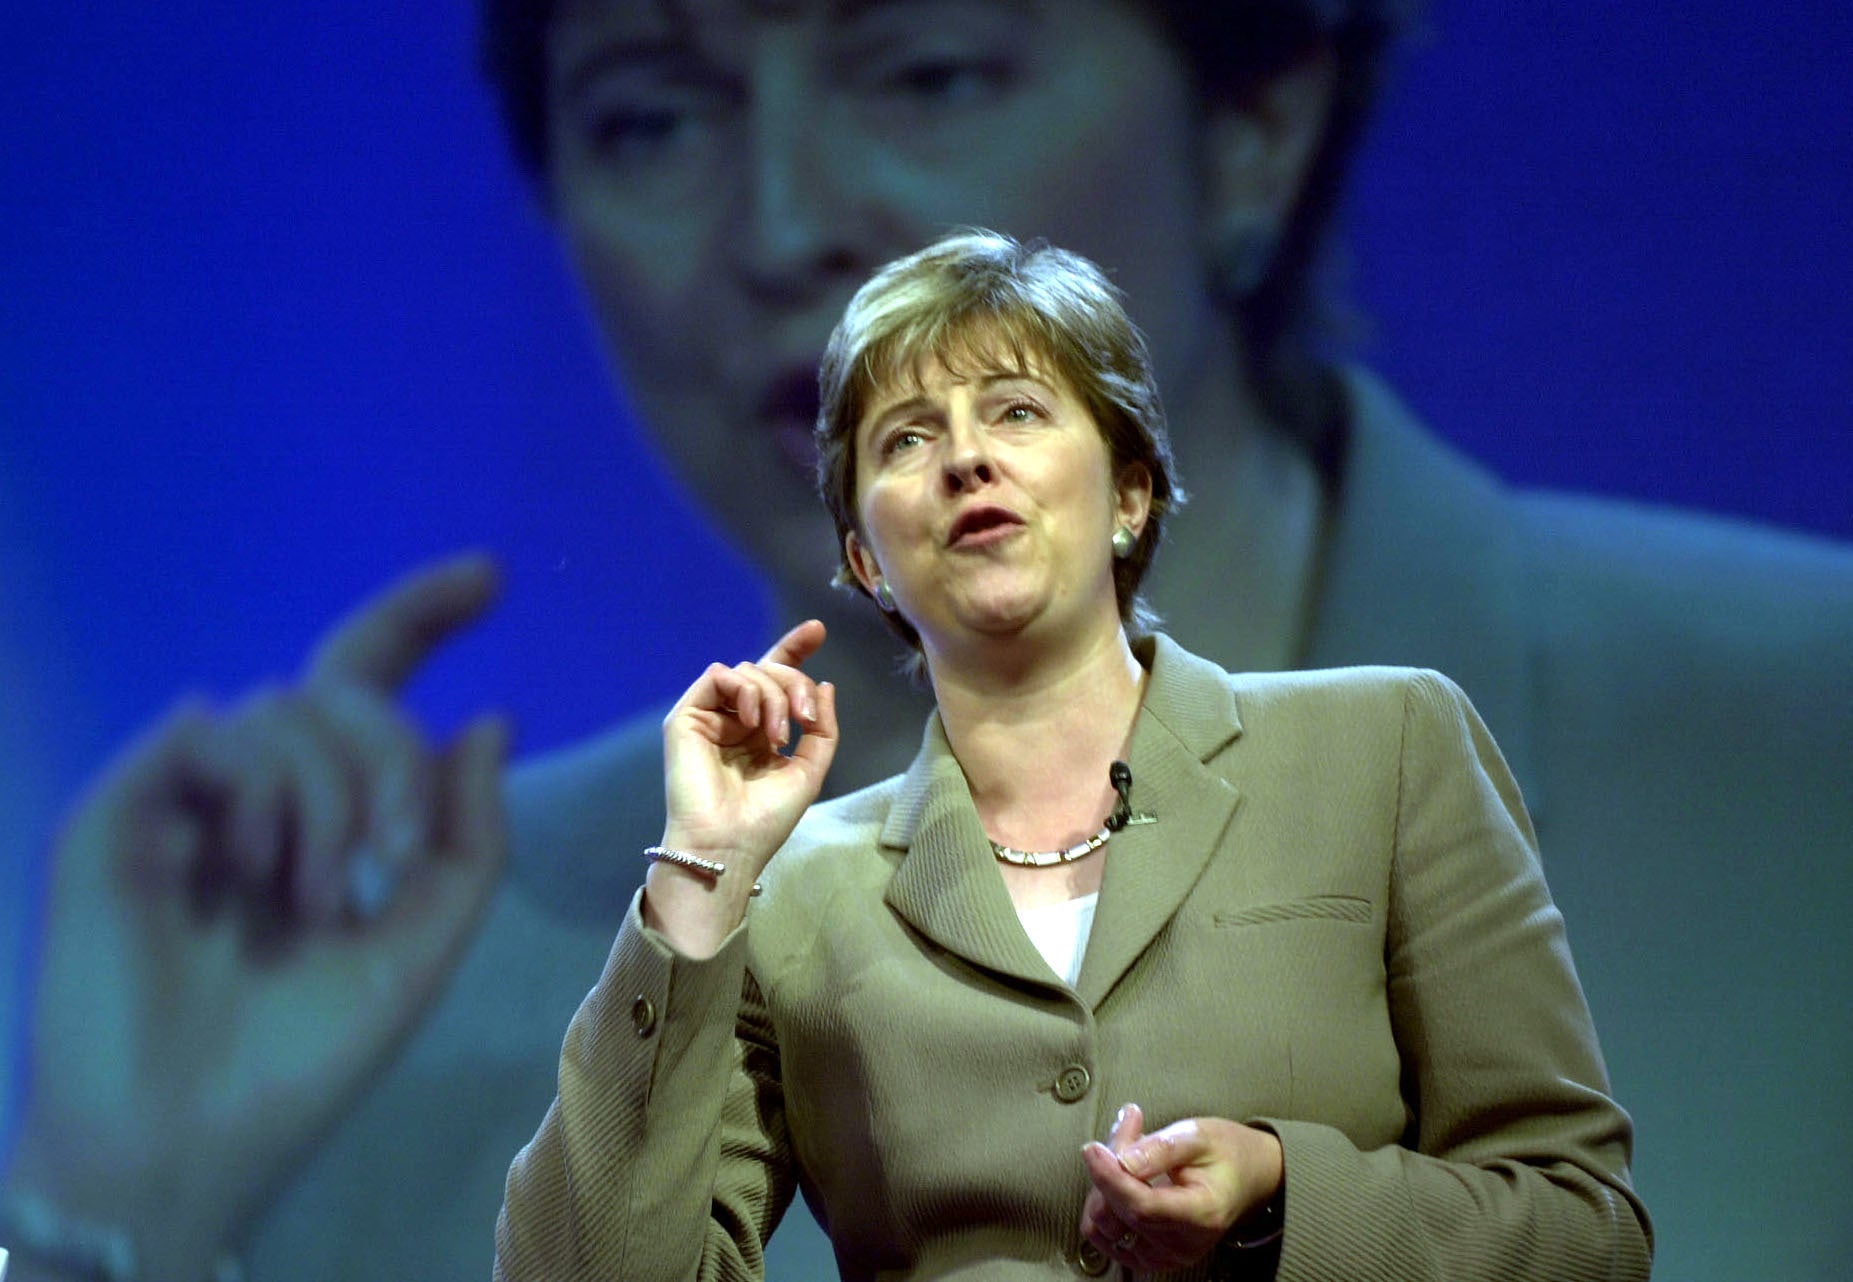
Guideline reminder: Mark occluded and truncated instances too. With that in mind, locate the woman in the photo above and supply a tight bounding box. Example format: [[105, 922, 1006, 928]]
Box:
[[494, 232, 1650, 1280]]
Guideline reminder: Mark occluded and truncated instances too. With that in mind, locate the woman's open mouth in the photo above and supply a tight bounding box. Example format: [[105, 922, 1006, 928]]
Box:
[[947, 505, 1026, 548]]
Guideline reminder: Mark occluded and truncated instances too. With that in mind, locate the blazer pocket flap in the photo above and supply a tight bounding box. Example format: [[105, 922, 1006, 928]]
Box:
[[1214, 894, 1372, 927]]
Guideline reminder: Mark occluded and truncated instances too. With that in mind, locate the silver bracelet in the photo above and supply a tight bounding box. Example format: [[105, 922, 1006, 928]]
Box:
[[644, 846, 762, 896], [0, 1188, 243, 1282]]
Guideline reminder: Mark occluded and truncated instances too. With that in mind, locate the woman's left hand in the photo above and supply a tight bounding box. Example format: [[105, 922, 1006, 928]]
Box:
[[1078, 1103, 1284, 1274]]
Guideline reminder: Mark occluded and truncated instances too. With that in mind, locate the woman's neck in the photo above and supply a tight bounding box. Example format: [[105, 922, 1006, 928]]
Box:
[[925, 619, 1147, 850]]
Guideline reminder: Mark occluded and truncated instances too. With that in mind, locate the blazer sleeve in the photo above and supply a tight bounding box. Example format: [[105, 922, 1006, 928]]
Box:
[[1258, 671, 1653, 1282], [493, 891, 795, 1282]]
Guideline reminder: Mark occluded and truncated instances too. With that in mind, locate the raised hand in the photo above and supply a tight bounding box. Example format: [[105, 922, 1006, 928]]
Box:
[[6, 555, 508, 1281], [1078, 1103, 1284, 1274], [643, 620, 838, 957]]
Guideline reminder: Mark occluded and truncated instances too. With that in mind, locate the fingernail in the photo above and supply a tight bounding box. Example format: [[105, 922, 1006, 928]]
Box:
[[1113, 1105, 1129, 1132]]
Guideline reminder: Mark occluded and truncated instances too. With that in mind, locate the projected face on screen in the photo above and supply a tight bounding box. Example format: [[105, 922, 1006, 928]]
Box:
[[542, 0, 1229, 591]]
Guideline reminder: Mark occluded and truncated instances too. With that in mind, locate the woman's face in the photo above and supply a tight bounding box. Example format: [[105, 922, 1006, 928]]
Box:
[[546, 0, 1217, 599], [846, 349, 1143, 656]]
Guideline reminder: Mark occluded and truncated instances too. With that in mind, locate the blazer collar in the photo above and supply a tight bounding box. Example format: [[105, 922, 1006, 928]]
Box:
[[880, 636, 1244, 1005]]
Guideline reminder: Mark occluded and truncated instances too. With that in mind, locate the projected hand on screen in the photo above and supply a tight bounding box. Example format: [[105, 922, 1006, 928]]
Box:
[[7, 556, 506, 1280]]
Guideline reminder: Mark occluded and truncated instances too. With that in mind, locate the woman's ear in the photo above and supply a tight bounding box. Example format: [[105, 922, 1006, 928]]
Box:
[[844, 530, 882, 598], [1198, 45, 1337, 295], [1115, 463, 1154, 540]]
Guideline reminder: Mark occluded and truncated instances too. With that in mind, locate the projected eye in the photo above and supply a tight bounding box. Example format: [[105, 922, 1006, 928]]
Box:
[[586, 105, 690, 161], [567, 76, 732, 174], [877, 56, 1016, 108]]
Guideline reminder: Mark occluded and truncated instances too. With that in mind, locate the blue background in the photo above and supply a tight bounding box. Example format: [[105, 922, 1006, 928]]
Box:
[[5, 0, 1848, 786]]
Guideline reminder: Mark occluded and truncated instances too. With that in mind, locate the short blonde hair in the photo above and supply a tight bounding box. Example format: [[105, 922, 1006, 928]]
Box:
[[815, 230, 1184, 663]]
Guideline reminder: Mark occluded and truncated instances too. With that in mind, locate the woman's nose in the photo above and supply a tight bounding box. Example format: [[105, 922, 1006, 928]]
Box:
[[941, 425, 996, 493]]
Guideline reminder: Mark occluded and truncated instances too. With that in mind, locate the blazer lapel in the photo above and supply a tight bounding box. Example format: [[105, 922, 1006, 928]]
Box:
[[1076, 637, 1245, 1009], [882, 716, 1056, 989]]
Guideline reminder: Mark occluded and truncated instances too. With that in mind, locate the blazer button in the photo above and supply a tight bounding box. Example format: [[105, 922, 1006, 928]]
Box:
[[631, 995, 658, 1037], [1053, 1064, 1092, 1103], [1075, 1240, 1111, 1276]]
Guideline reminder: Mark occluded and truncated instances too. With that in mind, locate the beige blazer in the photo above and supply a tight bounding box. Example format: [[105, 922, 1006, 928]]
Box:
[[495, 637, 1650, 1281]]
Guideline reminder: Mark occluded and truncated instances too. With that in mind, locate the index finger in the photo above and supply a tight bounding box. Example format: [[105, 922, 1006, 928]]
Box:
[[306, 553, 501, 691], [758, 619, 827, 670], [1119, 1119, 1211, 1180]]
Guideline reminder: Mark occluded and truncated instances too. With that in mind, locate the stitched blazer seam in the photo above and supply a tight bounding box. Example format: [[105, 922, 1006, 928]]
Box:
[[1389, 674, 1414, 965]]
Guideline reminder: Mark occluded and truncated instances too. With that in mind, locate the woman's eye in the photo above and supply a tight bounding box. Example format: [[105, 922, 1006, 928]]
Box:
[[999, 401, 1043, 424], [883, 427, 928, 456]]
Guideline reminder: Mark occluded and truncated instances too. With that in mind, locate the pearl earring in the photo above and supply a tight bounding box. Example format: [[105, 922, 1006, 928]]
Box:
[[873, 580, 897, 611], [1111, 526, 1137, 560]]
